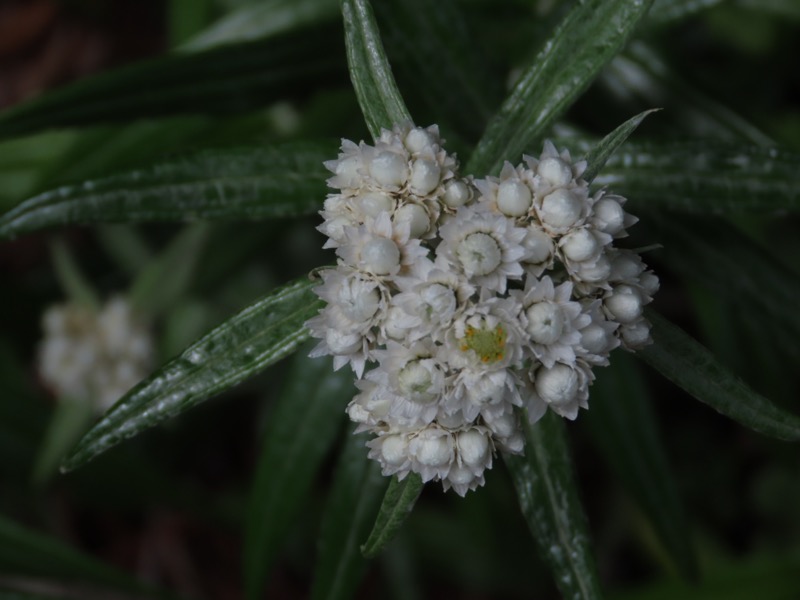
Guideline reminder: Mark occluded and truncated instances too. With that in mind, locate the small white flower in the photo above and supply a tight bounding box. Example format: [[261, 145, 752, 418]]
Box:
[[442, 178, 474, 210], [437, 205, 527, 293], [447, 295, 525, 371], [482, 408, 525, 453], [603, 284, 645, 324], [512, 276, 589, 368], [590, 192, 636, 237], [336, 212, 427, 277], [527, 360, 594, 420], [521, 224, 556, 277], [407, 424, 456, 482], [38, 298, 153, 412]]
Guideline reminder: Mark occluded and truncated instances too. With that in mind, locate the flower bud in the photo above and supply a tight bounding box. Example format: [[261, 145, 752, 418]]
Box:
[[535, 363, 578, 407], [457, 429, 490, 467], [523, 226, 554, 265], [409, 158, 441, 196], [361, 238, 400, 274], [334, 155, 362, 188], [397, 360, 437, 403], [620, 320, 652, 349], [359, 191, 393, 217], [605, 285, 643, 323], [404, 127, 436, 154], [381, 434, 409, 466], [370, 151, 408, 187], [525, 302, 565, 344], [580, 323, 614, 355], [394, 203, 430, 238], [540, 189, 582, 231], [457, 233, 502, 276], [443, 179, 471, 208], [414, 434, 453, 467], [325, 329, 362, 355], [537, 156, 573, 186], [561, 228, 599, 262], [497, 180, 532, 217], [592, 197, 626, 235]]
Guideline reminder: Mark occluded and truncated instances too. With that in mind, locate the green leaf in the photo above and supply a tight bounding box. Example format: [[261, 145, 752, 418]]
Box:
[[33, 116, 216, 192], [61, 277, 322, 471], [594, 140, 800, 213], [581, 109, 660, 183], [0, 513, 167, 598], [31, 399, 94, 486], [341, 0, 412, 139], [504, 411, 604, 600], [639, 310, 800, 441], [0, 141, 335, 240], [467, 0, 654, 175], [50, 239, 99, 309], [585, 353, 697, 578], [184, 0, 339, 52], [360, 472, 423, 559], [602, 42, 774, 146], [0, 26, 345, 139], [244, 352, 351, 600], [646, 0, 724, 26], [0, 130, 76, 207], [129, 223, 211, 319], [373, 0, 501, 142], [311, 431, 387, 600]]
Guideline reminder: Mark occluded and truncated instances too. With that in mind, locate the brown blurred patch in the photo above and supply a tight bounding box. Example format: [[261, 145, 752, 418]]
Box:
[[0, 0, 164, 109]]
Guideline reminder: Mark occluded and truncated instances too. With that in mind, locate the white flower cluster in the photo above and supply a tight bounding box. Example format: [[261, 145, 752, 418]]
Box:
[[307, 124, 658, 495], [38, 297, 154, 411]]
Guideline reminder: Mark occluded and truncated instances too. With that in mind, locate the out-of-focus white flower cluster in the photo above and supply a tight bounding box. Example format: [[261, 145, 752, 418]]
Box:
[[38, 297, 154, 412], [307, 123, 658, 495]]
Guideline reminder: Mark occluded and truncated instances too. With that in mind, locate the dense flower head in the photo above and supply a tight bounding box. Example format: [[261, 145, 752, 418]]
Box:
[[307, 123, 658, 495], [38, 297, 154, 411]]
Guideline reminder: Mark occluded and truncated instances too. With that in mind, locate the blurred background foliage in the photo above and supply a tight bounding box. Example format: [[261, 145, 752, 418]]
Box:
[[0, 0, 799, 598]]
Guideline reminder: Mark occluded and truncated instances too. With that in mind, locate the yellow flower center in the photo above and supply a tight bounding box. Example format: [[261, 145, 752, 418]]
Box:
[[460, 324, 507, 363]]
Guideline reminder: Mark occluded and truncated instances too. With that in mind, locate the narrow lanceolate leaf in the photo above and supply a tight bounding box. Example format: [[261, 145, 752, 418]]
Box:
[[581, 109, 660, 183], [0, 513, 167, 598], [244, 353, 352, 600], [0, 26, 345, 138], [311, 431, 387, 600], [593, 140, 800, 213], [61, 277, 322, 471], [639, 310, 800, 441], [361, 472, 423, 559], [504, 411, 603, 600], [183, 0, 339, 52], [0, 142, 335, 241], [646, 0, 724, 26], [467, 0, 654, 175], [341, 0, 412, 139], [585, 353, 697, 578]]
